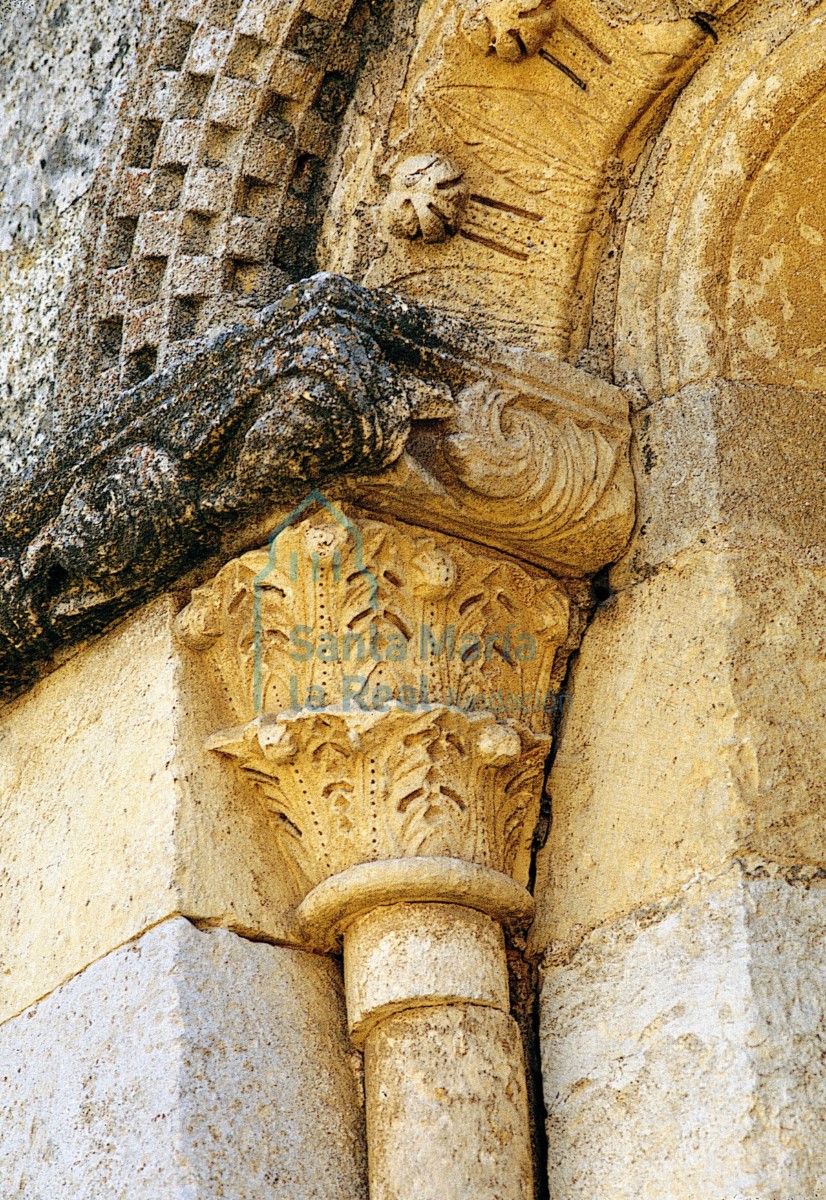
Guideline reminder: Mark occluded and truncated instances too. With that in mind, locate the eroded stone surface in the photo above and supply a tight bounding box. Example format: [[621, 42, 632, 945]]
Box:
[[0, 275, 438, 699], [0, 0, 152, 477], [540, 866, 826, 1198], [531, 547, 826, 955], [614, 0, 826, 398], [0, 917, 367, 1199], [364, 1003, 533, 1200]]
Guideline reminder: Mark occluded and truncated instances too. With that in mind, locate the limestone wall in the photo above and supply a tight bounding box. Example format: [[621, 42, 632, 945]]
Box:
[[0, 0, 155, 475], [531, 3, 826, 1193], [1, 0, 825, 1196]]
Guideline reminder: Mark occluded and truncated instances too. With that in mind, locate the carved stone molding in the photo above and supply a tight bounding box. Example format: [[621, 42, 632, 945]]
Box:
[[615, 5, 826, 399], [347, 351, 635, 574], [322, 0, 713, 359], [74, 0, 368, 391], [1, 272, 632, 700], [0, 276, 430, 696]]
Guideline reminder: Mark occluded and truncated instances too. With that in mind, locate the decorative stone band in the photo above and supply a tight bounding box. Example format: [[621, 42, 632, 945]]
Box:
[[77, 0, 368, 389], [294, 857, 536, 952]]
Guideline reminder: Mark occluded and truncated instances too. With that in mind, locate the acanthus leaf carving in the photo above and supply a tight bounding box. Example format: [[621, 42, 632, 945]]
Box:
[[176, 507, 570, 900], [176, 508, 571, 731], [206, 705, 548, 893]]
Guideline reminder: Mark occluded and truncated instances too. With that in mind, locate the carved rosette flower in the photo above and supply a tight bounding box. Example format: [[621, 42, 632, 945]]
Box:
[[461, 0, 558, 61], [384, 155, 469, 244]]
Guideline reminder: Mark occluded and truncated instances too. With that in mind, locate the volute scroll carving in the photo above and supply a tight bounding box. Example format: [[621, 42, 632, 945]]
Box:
[[347, 358, 635, 575]]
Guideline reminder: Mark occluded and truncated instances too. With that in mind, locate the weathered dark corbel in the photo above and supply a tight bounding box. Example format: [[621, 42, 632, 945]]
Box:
[[0, 271, 634, 700], [0, 275, 448, 696]]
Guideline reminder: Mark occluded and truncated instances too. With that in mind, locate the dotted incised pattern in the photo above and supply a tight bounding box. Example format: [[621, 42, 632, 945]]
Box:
[[92, 0, 361, 388]]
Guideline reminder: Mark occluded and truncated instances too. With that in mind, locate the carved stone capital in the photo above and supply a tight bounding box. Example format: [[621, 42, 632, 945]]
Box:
[[205, 706, 548, 895], [176, 483, 594, 1200], [176, 506, 565, 903], [176, 507, 569, 730]]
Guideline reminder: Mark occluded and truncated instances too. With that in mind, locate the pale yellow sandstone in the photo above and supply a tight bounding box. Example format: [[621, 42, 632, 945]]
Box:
[[0, 596, 297, 1026], [343, 902, 510, 1046], [615, 0, 826, 399], [364, 1003, 534, 1200], [613, 379, 826, 588], [540, 864, 826, 1199], [531, 547, 826, 956]]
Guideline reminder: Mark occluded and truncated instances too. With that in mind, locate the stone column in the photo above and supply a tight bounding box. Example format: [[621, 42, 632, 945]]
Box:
[[176, 505, 571, 1200], [345, 901, 532, 1200]]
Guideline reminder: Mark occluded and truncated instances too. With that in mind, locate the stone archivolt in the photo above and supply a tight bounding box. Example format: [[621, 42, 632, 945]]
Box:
[[322, 0, 714, 359], [616, 4, 826, 400]]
